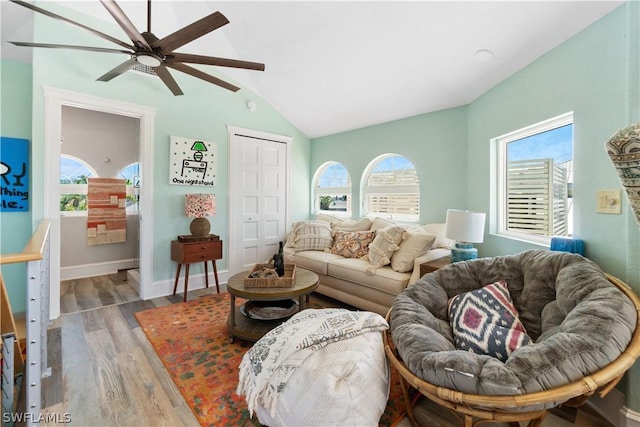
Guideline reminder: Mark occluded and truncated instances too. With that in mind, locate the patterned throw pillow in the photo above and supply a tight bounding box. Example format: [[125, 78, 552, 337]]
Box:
[[330, 231, 376, 258], [293, 221, 333, 252], [365, 225, 406, 269], [448, 280, 532, 362]]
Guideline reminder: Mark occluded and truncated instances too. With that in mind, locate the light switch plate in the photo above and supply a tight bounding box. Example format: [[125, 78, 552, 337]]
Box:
[[596, 189, 622, 214]]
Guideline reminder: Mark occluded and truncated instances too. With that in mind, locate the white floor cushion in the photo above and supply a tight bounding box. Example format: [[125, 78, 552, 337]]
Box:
[[237, 308, 391, 427], [253, 331, 390, 427]]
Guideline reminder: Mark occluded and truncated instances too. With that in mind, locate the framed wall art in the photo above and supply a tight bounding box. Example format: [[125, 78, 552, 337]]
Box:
[[0, 136, 30, 211], [169, 136, 217, 187]]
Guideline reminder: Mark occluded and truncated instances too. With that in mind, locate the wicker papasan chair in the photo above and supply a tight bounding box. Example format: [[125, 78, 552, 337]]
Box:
[[385, 249, 640, 427]]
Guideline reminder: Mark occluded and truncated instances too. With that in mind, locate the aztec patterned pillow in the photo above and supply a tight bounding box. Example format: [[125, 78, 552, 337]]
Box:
[[447, 280, 532, 362], [292, 221, 333, 252], [330, 230, 376, 258]]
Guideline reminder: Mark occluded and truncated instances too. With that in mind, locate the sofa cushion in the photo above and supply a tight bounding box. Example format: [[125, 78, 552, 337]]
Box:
[[292, 221, 333, 252], [370, 217, 396, 231], [421, 223, 453, 249], [316, 213, 344, 225], [448, 280, 532, 362], [333, 218, 372, 232], [316, 214, 372, 232], [366, 224, 405, 269], [294, 250, 344, 276], [330, 230, 376, 258], [391, 227, 436, 273], [328, 258, 409, 296]]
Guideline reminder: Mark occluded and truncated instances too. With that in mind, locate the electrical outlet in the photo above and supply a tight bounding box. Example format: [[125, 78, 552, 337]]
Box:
[[596, 190, 622, 214]]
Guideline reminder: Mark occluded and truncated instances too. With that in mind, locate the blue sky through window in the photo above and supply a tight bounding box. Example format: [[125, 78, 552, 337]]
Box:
[[60, 156, 95, 183], [119, 162, 140, 185], [507, 124, 573, 163], [318, 163, 349, 188]]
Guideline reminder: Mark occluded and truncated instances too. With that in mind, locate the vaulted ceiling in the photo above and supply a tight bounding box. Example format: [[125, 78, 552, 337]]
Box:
[[1, 1, 623, 138]]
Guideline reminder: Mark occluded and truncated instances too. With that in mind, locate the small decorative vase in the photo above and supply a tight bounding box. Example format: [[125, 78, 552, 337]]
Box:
[[606, 123, 640, 226]]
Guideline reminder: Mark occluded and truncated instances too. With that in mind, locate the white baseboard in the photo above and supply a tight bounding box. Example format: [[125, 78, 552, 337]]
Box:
[[60, 259, 139, 281], [587, 388, 640, 427], [620, 406, 640, 427], [145, 269, 230, 300]]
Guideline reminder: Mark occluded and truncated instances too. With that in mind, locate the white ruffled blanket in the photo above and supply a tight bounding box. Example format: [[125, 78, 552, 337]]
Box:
[[237, 308, 389, 418]]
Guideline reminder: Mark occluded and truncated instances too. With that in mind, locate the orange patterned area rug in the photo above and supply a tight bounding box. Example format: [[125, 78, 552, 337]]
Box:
[[135, 292, 405, 426]]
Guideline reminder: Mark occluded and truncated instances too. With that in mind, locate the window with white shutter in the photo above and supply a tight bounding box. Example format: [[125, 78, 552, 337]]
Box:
[[363, 154, 419, 222], [493, 112, 573, 245]]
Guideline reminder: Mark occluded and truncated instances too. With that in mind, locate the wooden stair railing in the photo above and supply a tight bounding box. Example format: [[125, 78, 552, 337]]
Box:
[[0, 220, 51, 426], [1, 271, 26, 417]]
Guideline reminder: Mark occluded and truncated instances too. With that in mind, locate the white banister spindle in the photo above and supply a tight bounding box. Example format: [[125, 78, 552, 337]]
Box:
[[23, 226, 51, 427], [1, 333, 16, 418]]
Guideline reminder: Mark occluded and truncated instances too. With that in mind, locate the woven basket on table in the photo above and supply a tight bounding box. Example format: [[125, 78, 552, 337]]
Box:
[[244, 263, 296, 288]]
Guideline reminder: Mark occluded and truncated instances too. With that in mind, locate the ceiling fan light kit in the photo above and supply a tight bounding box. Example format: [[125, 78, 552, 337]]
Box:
[[136, 52, 162, 67], [8, 0, 265, 96]]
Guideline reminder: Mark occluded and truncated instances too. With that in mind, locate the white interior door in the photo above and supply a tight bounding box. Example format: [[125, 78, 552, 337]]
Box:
[[228, 126, 291, 274]]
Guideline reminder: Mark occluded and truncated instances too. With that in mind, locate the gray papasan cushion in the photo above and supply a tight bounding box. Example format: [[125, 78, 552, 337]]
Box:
[[390, 249, 637, 408]]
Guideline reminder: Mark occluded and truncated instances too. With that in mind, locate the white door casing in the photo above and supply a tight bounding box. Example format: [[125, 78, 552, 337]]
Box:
[[43, 86, 155, 318], [228, 126, 291, 275]]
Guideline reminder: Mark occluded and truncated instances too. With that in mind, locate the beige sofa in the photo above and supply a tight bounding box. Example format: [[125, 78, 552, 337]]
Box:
[[283, 215, 451, 316]]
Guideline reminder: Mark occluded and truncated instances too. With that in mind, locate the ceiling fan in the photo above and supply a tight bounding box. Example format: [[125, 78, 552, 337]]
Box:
[[9, 0, 265, 95]]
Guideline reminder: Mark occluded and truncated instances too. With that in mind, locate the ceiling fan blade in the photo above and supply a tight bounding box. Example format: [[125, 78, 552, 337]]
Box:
[[167, 53, 265, 71], [154, 65, 184, 96], [9, 41, 131, 55], [99, 0, 152, 51], [9, 0, 134, 50], [152, 12, 229, 53], [166, 62, 240, 92], [97, 57, 138, 82]]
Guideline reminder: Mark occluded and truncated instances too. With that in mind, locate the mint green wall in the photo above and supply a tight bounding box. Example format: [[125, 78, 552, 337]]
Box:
[[467, 3, 640, 411], [311, 2, 640, 412], [468, 4, 636, 276], [311, 106, 468, 222], [25, 5, 310, 285], [0, 60, 33, 312]]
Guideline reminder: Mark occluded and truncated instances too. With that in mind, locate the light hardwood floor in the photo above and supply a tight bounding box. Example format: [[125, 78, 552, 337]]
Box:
[[39, 277, 614, 427], [59, 270, 140, 315]]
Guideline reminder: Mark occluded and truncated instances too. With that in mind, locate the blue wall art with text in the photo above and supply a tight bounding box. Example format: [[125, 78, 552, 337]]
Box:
[[0, 137, 30, 212]]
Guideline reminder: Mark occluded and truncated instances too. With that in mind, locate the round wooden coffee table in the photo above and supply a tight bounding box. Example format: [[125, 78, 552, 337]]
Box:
[[226, 267, 319, 342]]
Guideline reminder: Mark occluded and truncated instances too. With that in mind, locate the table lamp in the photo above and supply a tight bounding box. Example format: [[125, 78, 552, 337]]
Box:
[[445, 209, 486, 262], [185, 193, 216, 237]]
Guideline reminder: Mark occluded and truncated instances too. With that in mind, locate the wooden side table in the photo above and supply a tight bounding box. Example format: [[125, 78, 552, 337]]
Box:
[[419, 255, 451, 277], [171, 239, 222, 301]]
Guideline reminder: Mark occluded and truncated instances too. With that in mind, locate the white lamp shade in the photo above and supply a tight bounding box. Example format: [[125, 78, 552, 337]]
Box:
[[445, 209, 486, 243]]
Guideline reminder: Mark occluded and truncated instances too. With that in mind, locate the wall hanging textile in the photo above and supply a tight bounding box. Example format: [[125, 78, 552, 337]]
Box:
[[87, 177, 127, 245]]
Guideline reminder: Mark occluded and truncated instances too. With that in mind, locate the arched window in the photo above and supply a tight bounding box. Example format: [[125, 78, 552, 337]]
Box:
[[312, 162, 351, 215], [362, 154, 419, 221], [118, 162, 140, 212], [59, 155, 97, 212]]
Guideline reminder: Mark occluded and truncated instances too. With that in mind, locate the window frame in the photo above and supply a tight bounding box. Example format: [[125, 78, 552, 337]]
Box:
[[361, 153, 420, 223], [59, 154, 97, 216], [118, 161, 141, 212], [312, 161, 352, 216], [492, 112, 574, 246]]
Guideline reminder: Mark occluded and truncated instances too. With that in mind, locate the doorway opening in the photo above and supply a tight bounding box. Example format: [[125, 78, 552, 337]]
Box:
[[42, 87, 155, 319], [58, 106, 140, 314]]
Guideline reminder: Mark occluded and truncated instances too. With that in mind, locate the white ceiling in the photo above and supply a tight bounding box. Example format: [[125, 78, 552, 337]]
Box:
[[1, 1, 624, 138]]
